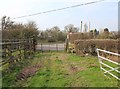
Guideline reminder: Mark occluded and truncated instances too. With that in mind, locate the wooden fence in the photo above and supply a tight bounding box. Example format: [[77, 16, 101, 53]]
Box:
[[0, 39, 36, 67]]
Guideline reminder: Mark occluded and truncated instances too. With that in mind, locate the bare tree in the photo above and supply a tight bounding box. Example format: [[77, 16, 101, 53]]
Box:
[[64, 24, 79, 33]]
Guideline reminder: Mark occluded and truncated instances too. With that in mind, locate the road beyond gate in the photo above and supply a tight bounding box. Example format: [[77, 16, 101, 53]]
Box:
[[36, 43, 65, 51]]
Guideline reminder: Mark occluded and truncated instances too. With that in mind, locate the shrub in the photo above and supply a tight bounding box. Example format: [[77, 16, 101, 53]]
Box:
[[69, 32, 94, 43], [74, 39, 119, 56]]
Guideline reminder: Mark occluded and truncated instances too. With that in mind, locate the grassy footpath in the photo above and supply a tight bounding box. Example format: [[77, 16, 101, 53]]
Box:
[[2, 51, 119, 87]]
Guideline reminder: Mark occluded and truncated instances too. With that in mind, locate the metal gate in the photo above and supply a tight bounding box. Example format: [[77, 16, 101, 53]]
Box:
[[36, 43, 65, 51], [96, 48, 120, 80]]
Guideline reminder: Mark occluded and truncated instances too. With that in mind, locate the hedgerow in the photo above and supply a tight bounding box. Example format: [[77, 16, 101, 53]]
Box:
[[74, 39, 119, 56], [69, 32, 93, 43]]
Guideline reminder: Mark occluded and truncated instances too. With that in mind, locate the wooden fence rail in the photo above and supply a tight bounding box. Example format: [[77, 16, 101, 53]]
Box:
[[0, 39, 36, 67]]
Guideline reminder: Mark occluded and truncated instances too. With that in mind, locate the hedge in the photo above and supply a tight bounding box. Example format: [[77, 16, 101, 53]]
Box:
[[74, 39, 119, 56], [69, 32, 94, 43]]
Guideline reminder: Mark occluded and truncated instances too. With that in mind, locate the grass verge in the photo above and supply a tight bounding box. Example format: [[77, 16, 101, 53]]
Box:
[[2, 51, 119, 87]]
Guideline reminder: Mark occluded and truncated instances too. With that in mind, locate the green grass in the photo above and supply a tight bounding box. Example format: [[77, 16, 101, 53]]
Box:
[[1, 59, 32, 87], [2, 51, 119, 87], [1, 51, 40, 87]]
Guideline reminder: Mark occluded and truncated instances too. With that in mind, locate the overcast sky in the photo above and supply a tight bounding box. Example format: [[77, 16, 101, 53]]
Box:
[[0, 0, 119, 31]]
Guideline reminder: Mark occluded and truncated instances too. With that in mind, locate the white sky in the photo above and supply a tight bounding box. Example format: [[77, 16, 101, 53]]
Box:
[[0, 0, 119, 31]]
